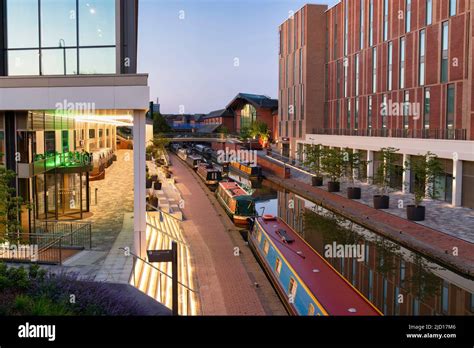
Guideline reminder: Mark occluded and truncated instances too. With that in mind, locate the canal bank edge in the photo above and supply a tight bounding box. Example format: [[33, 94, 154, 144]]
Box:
[[262, 174, 474, 279]]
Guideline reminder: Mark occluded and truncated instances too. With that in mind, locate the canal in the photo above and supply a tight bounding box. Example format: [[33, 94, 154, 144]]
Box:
[[253, 185, 474, 316]]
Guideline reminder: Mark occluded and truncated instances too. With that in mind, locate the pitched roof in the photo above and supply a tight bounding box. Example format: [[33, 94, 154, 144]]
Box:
[[203, 108, 234, 119], [226, 93, 278, 111]]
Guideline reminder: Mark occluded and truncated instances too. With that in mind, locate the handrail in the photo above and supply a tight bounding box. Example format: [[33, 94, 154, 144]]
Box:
[[119, 248, 198, 294]]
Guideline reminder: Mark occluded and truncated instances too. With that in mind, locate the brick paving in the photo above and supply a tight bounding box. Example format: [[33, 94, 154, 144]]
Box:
[[170, 154, 287, 315], [262, 159, 474, 277]]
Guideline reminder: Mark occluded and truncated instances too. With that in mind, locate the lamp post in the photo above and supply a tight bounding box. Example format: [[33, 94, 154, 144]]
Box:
[[59, 39, 66, 75]]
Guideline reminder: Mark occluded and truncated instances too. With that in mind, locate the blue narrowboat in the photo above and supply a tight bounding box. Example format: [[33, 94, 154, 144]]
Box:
[[249, 215, 382, 316]]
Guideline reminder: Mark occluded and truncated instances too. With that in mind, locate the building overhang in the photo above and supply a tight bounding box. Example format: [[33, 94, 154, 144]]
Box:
[[0, 74, 150, 111], [299, 134, 474, 162]]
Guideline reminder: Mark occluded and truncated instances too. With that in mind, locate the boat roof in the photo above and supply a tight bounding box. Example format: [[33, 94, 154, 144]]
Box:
[[256, 216, 382, 316], [220, 181, 250, 197]]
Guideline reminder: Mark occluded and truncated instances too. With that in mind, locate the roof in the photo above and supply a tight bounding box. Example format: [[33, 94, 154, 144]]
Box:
[[220, 181, 250, 197], [203, 108, 234, 119], [226, 93, 278, 111], [255, 216, 382, 316]]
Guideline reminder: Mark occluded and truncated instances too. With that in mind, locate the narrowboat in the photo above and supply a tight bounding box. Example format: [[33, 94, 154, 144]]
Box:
[[228, 161, 263, 188], [215, 182, 256, 224], [197, 163, 222, 185], [177, 148, 188, 161], [249, 215, 383, 316], [186, 154, 202, 170]]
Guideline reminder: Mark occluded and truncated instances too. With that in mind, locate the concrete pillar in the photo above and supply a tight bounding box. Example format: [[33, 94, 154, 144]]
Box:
[[402, 154, 411, 193], [133, 110, 147, 258], [367, 150, 374, 184], [452, 159, 463, 207]]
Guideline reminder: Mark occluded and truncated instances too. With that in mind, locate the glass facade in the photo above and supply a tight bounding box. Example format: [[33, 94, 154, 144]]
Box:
[[6, 0, 116, 76], [441, 22, 449, 83], [240, 104, 257, 129]]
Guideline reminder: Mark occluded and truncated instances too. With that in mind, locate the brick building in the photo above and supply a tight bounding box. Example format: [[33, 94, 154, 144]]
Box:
[[278, 1, 474, 209]]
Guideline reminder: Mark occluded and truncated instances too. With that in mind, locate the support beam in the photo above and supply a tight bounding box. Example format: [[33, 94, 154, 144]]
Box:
[[452, 159, 463, 207], [402, 154, 411, 193], [367, 150, 374, 184], [133, 110, 147, 258]]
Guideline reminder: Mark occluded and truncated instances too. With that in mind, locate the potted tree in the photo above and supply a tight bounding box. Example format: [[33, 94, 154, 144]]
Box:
[[320, 148, 345, 192], [373, 147, 399, 209], [303, 144, 324, 187], [343, 148, 363, 199], [153, 181, 162, 191], [405, 152, 443, 221]]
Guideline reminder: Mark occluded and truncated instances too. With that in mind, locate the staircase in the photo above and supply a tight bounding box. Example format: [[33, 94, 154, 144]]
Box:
[[130, 211, 198, 315]]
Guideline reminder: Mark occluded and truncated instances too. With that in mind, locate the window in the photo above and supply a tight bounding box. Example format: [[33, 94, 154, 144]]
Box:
[[419, 30, 426, 86], [424, 88, 431, 129], [383, 0, 389, 41], [368, 270, 374, 301], [382, 94, 388, 128], [369, 0, 374, 46], [388, 42, 393, 91], [336, 60, 341, 99], [347, 99, 351, 129], [0, 131, 5, 164], [293, 87, 297, 120], [355, 54, 360, 96], [426, 0, 433, 25], [344, 0, 349, 56], [360, 0, 365, 49], [299, 49, 303, 83], [449, 0, 457, 17], [442, 281, 449, 313], [413, 298, 420, 315], [275, 258, 282, 274], [400, 37, 406, 89], [372, 48, 377, 93], [300, 85, 304, 119], [470, 293, 474, 313], [355, 98, 359, 130], [241, 104, 257, 129], [441, 22, 449, 82], [368, 96, 373, 129], [288, 278, 298, 299], [394, 287, 400, 315], [403, 91, 410, 129], [6, 0, 116, 76], [344, 59, 348, 98], [334, 11, 338, 58], [406, 0, 411, 33], [447, 84, 455, 130], [382, 278, 388, 314], [308, 303, 315, 316], [263, 239, 270, 255], [301, 8, 305, 45]]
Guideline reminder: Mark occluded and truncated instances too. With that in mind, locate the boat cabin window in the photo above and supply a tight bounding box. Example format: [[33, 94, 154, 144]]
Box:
[[308, 303, 315, 316], [257, 229, 262, 243], [263, 240, 270, 255], [288, 278, 297, 300], [275, 258, 282, 275]]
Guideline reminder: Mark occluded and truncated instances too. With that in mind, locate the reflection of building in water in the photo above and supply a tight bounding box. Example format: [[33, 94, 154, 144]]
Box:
[[277, 190, 474, 316]]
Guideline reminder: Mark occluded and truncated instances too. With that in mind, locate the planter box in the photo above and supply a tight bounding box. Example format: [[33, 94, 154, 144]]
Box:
[[347, 187, 361, 199], [311, 176, 323, 187], [407, 205, 425, 221], [373, 195, 389, 209], [327, 181, 340, 192]]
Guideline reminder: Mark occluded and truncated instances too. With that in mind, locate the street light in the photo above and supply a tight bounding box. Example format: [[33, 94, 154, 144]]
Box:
[[59, 39, 66, 75]]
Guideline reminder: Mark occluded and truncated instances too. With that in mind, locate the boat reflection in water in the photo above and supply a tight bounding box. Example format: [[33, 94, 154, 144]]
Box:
[[252, 187, 474, 316]]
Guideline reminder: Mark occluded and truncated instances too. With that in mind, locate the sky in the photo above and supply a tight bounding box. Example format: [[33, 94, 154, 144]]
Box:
[[137, 0, 339, 114]]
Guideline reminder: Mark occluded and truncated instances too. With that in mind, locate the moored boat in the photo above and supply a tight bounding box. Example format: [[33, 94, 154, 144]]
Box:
[[197, 163, 222, 185], [249, 215, 383, 316], [228, 161, 263, 188], [215, 182, 256, 224]]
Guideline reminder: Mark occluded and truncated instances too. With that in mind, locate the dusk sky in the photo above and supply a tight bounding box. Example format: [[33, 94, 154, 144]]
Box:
[[137, 0, 339, 114]]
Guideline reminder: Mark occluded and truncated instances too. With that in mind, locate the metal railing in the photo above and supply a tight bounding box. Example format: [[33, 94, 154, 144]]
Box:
[[310, 128, 468, 140], [0, 221, 92, 265]]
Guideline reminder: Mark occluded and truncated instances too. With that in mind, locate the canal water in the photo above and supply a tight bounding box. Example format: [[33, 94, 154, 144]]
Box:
[[253, 185, 474, 316]]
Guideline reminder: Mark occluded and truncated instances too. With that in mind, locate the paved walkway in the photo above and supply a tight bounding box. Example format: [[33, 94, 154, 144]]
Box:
[[170, 154, 286, 315], [263, 161, 474, 277]]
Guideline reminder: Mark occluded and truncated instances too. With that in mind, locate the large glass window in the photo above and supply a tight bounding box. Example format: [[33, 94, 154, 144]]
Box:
[[360, 0, 364, 49], [441, 22, 449, 83], [406, 0, 411, 33], [6, 0, 116, 76], [388, 42, 393, 91], [368, 96, 372, 129], [344, 0, 349, 56], [241, 104, 257, 129], [403, 91, 410, 129], [355, 54, 360, 96], [383, 0, 389, 41], [419, 30, 426, 86], [426, 0, 433, 25], [400, 37, 406, 89], [449, 0, 457, 17], [0, 131, 5, 164], [447, 84, 455, 130], [424, 88, 431, 129], [372, 48, 377, 93], [369, 0, 374, 46]]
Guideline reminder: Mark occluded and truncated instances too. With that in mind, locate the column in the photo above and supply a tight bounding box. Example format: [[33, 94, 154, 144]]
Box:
[[402, 154, 411, 193], [452, 159, 463, 207], [353, 149, 359, 180], [367, 150, 374, 184], [133, 110, 147, 258]]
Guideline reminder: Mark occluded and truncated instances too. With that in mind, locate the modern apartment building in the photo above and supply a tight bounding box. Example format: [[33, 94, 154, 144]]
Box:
[[0, 0, 150, 255], [278, 0, 474, 209]]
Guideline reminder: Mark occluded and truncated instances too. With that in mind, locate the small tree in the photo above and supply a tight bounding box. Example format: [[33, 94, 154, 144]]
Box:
[[406, 152, 443, 207], [0, 155, 23, 239], [303, 144, 324, 178], [343, 148, 363, 187], [320, 148, 345, 183], [374, 147, 399, 196], [152, 112, 172, 134], [250, 121, 270, 147]]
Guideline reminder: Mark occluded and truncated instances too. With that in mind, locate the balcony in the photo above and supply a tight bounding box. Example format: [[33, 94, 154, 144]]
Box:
[[17, 151, 93, 179], [310, 128, 468, 141]]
